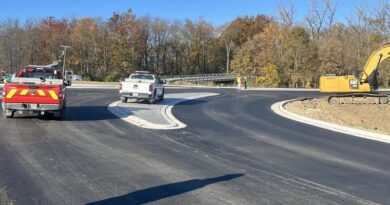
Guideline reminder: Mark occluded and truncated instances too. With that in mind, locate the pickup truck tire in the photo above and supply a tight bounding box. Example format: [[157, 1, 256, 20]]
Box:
[[3, 109, 14, 118], [53, 108, 66, 120], [149, 90, 157, 104], [53, 102, 66, 120], [149, 97, 156, 104], [121, 97, 128, 103], [53, 111, 63, 120], [158, 89, 165, 101]]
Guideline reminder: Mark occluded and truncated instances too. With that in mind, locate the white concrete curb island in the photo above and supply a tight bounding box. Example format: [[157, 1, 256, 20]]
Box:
[[271, 99, 390, 144], [108, 93, 219, 130]]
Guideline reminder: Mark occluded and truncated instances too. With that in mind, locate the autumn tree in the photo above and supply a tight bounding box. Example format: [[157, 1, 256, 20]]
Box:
[[107, 10, 137, 75], [38, 17, 69, 63], [166, 21, 184, 74], [257, 22, 283, 68], [230, 34, 261, 76], [220, 22, 239, 74], [256, 63, 280, 87], [221, 15, 272, 74], [317, 23, 345, 74], [283, 27, 319, 87], [0, 19, 22, 72], [70, 18, 96, 77], [306, 0, 337, 39], [150, 18, 169, 73]]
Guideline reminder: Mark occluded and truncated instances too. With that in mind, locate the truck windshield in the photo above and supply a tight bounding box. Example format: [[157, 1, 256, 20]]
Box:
[[130, 74, 154, 80], [19, 68, 61, 79]]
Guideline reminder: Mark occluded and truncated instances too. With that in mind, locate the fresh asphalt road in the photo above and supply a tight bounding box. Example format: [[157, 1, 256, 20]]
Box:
[[0, 88, 390, 205]]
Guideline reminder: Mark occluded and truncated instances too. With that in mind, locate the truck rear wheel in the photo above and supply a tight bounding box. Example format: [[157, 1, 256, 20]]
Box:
[[158, 89, 164, 101], [149, 90, 157, 104], [53, 111, 64, 120], [53, 103, 66, 120], [149, 97, 156, 104], [3, 109, 14, 118], [121, 97, 128, 103]]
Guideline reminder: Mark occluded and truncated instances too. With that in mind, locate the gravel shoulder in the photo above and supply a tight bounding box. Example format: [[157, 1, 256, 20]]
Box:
[[284, 97, 390, 135]]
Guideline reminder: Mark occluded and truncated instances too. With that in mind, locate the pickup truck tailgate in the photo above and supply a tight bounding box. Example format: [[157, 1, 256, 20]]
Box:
[[3, 83, 63, 104], [122, 82, 151, 93]]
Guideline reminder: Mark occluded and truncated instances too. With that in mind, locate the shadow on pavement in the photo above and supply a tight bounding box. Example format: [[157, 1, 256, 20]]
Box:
[[63, 106, 150, 121], [0, 106, 121, 122], [0, 98, 206, 122], [86, 173, 244, 205]]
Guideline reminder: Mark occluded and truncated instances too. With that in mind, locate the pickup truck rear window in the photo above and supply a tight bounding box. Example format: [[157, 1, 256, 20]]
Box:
[[18, 68, 61, 79], [130, 74, 154, 80]]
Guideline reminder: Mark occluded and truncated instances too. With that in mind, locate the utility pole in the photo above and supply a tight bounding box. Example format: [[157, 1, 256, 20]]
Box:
[[60, 45, 71, 77]]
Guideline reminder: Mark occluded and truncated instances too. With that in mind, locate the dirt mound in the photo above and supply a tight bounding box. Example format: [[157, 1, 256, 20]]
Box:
[[284, 98, 390, 135]]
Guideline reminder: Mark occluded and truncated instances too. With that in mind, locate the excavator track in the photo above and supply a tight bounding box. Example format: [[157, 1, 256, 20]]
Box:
[[328, 93, 390, 106]]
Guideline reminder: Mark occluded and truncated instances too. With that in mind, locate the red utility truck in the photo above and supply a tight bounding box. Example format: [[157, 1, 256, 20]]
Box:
[[2, 63, 67, 119]]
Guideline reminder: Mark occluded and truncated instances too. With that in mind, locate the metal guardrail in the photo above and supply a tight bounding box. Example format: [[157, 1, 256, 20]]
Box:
[[161, 73, 236, 83], [161, 73, 235, 79]]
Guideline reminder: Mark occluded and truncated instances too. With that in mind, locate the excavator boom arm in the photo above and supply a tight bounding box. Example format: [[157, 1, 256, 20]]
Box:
[[359, 44, 390, 84]]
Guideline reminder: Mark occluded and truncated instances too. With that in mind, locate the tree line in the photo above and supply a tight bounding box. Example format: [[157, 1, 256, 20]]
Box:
[[0, 0, 390, 87]]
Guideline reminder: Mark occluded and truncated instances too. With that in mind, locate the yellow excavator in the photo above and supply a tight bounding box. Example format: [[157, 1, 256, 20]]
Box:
[[320, 44, 390, 105]]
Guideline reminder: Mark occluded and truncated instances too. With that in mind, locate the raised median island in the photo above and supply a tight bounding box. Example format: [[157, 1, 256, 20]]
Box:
[[284, 98, 390, 135], [108, 92, 219, 130]]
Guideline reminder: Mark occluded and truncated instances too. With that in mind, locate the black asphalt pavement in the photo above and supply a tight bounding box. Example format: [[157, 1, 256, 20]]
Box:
[[0, 88, 389, 205]]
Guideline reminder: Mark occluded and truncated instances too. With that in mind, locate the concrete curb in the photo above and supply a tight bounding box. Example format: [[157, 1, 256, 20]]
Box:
[[271, 99, 390, 144], [108, 93, 219, 130]]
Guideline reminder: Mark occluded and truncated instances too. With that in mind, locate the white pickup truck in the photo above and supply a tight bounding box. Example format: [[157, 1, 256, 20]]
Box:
[[119, 71, 164, 103]]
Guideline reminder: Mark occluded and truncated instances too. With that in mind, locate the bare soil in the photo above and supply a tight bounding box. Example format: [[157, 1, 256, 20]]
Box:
[[284, 97, 390, 135]]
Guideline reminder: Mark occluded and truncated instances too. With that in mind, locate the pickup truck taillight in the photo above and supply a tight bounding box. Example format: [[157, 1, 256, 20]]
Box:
[[58, 88, 63, 98], [149, 84, 153, 92], [119, 83, 122, 91], [2, 85, 7, 97]]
